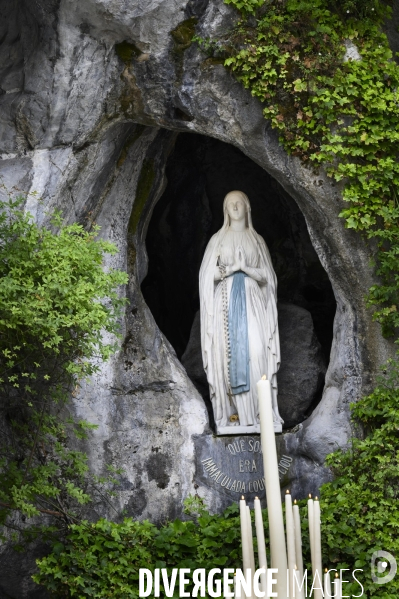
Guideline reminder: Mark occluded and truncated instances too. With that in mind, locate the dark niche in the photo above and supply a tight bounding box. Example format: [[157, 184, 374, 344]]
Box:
[[141, 133, 336, 430]]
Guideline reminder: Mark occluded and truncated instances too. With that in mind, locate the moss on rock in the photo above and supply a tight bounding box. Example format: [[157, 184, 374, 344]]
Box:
[[115, 41, 141, 65], [170, 17, 198, 81], [170, 17, 198, 50]]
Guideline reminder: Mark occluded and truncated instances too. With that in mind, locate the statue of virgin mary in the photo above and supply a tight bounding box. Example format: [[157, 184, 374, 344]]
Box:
[[199, 191, 283, 434]]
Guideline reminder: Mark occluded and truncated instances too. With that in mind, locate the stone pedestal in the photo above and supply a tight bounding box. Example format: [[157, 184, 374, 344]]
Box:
[[194, 434, 292, 504], [216, 423, 282, 435]]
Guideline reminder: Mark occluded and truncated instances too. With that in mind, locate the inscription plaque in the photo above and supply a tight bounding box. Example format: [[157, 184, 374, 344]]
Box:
[[194, 435, 292, 502]]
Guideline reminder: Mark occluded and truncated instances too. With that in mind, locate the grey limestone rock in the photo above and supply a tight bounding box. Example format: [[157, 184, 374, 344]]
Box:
[[181, 311, 208, 397], [277, 303, 326, 428]]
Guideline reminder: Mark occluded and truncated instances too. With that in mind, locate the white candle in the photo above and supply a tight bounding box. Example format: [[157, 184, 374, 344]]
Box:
[[292, 501, 305, 599], [324, 569, 332, 599], [307, 496, 315, 582], [240, 496, 252, 597], [313, 498, 323, 599], [247, 505, 256, 597], [257, 377, 288, 597], [334, 573, 342, 599], [285, 491, 297, 599], [293, 501, 304, 577], [254, 497, 268, 595]]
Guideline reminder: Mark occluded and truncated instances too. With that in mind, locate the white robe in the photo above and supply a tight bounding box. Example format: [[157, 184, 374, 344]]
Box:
[[200, 227, 282, 431]]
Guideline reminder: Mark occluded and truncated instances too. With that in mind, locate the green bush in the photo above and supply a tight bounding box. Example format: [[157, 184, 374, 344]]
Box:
[[33, 502, 245, 598], [320, 361, 399, 597], [0, 197, 127, 542]]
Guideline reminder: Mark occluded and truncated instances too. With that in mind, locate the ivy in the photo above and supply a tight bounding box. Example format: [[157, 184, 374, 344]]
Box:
[[198, 0, 399, 337], [224, 0, 265, 14], [0, 197, 127, 543]]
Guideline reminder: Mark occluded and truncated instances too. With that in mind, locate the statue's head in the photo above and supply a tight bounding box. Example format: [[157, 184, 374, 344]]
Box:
[[223, 190, 251, 227]]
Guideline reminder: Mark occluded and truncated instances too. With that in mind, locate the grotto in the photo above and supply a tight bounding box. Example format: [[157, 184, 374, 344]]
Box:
[[142, 132, 336, 431], [0, 0, 397, 595]]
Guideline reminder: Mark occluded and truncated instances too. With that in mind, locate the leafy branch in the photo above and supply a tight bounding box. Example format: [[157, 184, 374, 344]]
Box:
[[0, 196, 128, 543]]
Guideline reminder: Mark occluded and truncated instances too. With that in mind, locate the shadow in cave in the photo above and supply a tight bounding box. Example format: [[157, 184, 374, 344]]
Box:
[[141, 133, 336, 431]]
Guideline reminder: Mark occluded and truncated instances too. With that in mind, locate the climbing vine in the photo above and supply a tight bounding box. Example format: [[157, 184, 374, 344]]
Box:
[[200, 0, 399, 336]]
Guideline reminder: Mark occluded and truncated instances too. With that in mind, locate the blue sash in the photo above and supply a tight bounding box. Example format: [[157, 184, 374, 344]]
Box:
[[228, 272, 250, 395]]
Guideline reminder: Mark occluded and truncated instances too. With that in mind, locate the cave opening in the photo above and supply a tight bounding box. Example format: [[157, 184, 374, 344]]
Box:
[[141, 133, 336, 431]]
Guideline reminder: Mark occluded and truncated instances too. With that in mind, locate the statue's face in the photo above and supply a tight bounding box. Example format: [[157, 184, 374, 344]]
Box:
[[226, 194, 246, 222]]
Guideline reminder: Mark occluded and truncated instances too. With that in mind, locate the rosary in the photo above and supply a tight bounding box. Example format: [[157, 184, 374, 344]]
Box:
[[219, 260, 233, 404]]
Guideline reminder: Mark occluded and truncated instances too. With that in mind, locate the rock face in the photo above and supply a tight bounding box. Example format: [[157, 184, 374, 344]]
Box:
[[181, 311, 209, 400], [0, 0, 397, 596], [277, 303, 326, 428], [182, 304, 326, 430]]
